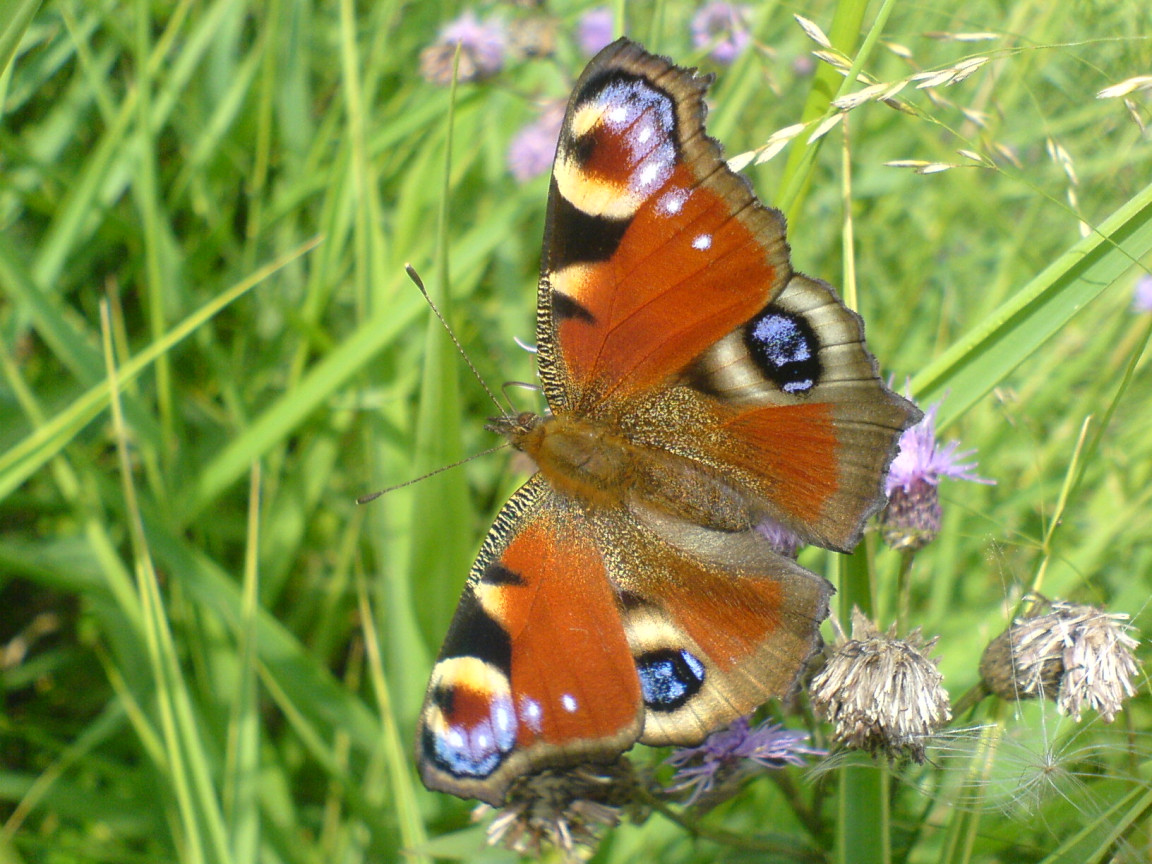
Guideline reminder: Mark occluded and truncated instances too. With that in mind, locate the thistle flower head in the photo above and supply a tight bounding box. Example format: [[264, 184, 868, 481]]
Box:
[[419, 11, 508, 86], [1133, 274, 1152, 313], [478, 759, 641, 859], [507, 100, 565, 182], [979, 599, 1141, 723], [810, 609, 952, 761], [578, 7, 615, 56], [756, 517, 804, 559], [883, 401, 993, 550], [666, 716, 821, 807], [691, 3, 753, 65]]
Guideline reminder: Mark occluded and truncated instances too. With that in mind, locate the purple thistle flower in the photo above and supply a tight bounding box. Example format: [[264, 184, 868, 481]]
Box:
[[507, 100, 565, 182], [886, 402, 992, 495], [666, 717, 821, 805], [882, 400, 993, 550], [419, 11, 508, 86], [691, 3, 753, 65], [578, 7, 615, 57], [1132, 274, 1152, 313], [756, 517, 803, 559]]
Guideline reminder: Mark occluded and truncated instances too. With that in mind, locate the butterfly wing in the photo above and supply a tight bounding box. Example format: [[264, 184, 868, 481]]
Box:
[[536, 40, 791, 415], [597, 506, 833, 744], [536, 38, 919, 550], [417, 476, 643, 806]]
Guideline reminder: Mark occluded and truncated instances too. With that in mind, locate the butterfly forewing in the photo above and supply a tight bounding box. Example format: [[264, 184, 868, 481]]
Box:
[[536, 40, 793, 414]]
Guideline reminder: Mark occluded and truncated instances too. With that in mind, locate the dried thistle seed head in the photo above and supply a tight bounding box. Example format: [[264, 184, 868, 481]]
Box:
[[980, 599, 1141, 723], [478, 758, 642, 860], [810, 609, 952, 761], [506, 15, 557, 60]]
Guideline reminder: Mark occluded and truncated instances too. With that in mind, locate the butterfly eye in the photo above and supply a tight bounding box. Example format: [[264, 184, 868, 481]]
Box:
[[744, 308, 821, 395], [635, 647, 707, 712]]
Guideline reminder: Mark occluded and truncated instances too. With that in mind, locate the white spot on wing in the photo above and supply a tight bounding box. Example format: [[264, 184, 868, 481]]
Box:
[[692, 234, 713, 250], [658, 188, 688, 215], [561, 693, 578, 713], [519, 697, 543, 731]]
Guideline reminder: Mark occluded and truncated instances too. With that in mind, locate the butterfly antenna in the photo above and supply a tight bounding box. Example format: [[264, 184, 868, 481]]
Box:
[[406, 264, 511, 416], [356, 442, 510, 505]]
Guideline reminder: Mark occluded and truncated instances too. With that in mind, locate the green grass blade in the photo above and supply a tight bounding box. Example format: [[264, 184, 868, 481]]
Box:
[[1038, 785, 1152, 864], [0, 0, 43, 79], [915, 181, 1152, 425]]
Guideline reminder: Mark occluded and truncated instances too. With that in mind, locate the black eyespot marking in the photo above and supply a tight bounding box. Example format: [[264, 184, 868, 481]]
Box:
[[431, 682, 455, 714], [571, 69, 680, 156], [422, 687, 516, 779], [545, 178, 631, 271], [636, 648, 706, 712], [438, 590, 513, 673], [744, 308, 821, 394]]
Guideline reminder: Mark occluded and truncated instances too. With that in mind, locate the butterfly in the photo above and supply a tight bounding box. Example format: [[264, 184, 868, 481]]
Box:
[[416, 38, 920, 806]]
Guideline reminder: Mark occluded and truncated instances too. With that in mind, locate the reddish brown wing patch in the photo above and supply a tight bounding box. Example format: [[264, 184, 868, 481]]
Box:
[[649, 555, 786, 671], [494, 513, 642, 748], [555, 170, 782, 407], [607, 512, 833, 745], [418, 480, 643, 805], [718, 402, 840, 526], [537, 40, 791, 415]]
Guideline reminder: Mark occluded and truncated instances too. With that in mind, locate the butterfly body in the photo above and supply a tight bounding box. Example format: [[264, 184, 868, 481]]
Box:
[[417, 39, 921, 806]]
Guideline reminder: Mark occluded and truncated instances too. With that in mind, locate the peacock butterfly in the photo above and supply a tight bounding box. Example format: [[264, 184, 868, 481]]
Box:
[[416, 38, 920, 806]]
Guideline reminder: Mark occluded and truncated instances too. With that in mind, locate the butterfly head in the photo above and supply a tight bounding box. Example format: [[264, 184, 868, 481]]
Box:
[[485, 411, 543, 439], [485, 411, 548, 461]]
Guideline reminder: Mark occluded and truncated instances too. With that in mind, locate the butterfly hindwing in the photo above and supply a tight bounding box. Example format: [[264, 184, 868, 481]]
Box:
[[673, 272, 918, 551], [417, 477, 643, 806], [596, 507, 833, 745]]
